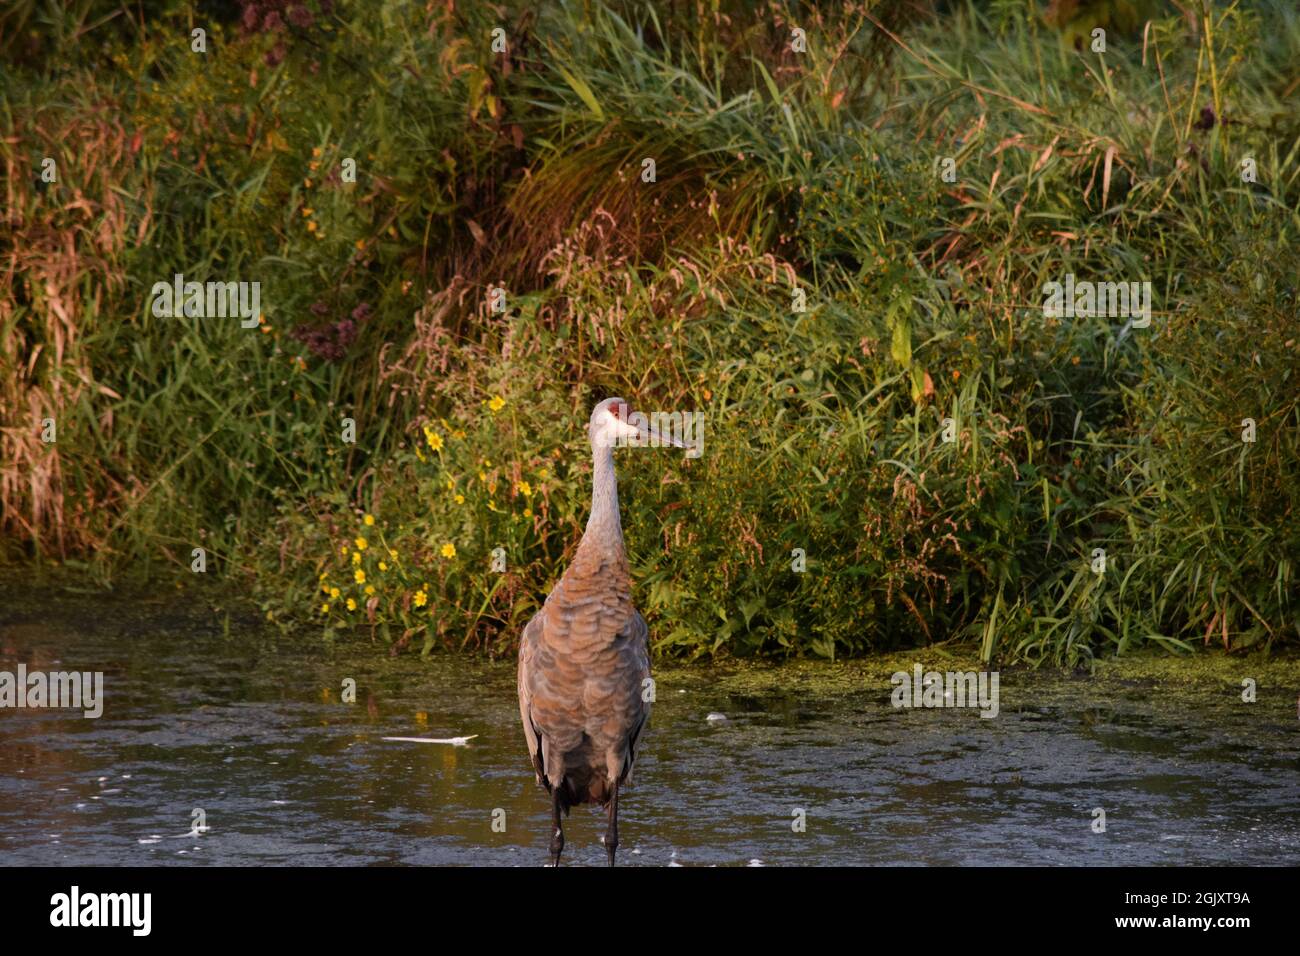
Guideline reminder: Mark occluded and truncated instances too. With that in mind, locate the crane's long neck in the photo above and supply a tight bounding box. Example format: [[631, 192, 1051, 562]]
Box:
[[582, 444, 624, 556]]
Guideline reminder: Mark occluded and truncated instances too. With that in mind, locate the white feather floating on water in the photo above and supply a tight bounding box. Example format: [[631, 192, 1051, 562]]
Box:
[[382, 735, 479, 746]]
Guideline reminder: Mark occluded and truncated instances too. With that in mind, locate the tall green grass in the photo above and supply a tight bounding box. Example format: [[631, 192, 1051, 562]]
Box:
[[2, 0, 1296, 664]]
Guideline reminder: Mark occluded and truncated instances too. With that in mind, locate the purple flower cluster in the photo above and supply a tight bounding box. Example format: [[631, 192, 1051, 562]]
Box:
[[238, 1, 334, 66], [240, 1, 331, 32], [290, 301, 372, 362]]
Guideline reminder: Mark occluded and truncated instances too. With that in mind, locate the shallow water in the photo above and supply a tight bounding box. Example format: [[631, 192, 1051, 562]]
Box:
[[2, 592, 1298, 866]]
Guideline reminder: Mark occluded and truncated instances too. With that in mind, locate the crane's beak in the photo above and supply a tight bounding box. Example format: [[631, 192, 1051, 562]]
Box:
[[634, 415, 687, 449]]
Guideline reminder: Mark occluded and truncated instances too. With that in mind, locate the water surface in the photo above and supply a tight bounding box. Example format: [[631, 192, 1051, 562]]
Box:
[[2, 591, 1298, 866]]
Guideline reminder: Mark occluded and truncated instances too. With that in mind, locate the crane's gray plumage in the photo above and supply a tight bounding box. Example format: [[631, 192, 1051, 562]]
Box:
[[517, 397, 682, 866]]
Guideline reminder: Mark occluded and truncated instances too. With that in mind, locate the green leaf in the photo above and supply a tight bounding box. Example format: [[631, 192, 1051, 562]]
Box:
[[890, 310, 912, 369], [555, 65, 604, 120]]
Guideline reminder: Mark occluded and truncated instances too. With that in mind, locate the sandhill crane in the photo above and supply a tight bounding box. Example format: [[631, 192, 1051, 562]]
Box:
[[517, 397, 684, 866]]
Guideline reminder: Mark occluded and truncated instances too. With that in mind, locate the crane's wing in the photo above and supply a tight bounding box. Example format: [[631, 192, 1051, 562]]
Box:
[[613, 609, 652, 784], [517, 610, 547, 787]]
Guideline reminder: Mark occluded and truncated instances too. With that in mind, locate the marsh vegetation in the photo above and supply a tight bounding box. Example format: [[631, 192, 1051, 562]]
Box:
[[2, 1, 1297, 664]]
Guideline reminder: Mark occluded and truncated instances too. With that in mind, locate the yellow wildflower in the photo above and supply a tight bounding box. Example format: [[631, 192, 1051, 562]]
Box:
[[488, 395, 505, 413], [441, 543, 456, 559], [413, 590, 428, 608], [378, 561, 388, 572], [321, 603, 330, 613], [454, 494, 464, 505], [518, 480, 532, 496], [346, 598, 357, 611], [355, 569, 366, 584], [364, 585, 375, 596], [364, 514, 375, 526], [354, 537, 367, 550], [351, 551, 361, 565], [329, 587, 340, 599]]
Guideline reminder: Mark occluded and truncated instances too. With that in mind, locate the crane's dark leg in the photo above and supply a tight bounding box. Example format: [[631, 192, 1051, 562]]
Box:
[[549, 788, 565, 867], [603, 780, 620, 867]]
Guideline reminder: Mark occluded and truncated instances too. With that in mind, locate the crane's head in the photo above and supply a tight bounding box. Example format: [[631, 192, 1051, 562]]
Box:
[[588, 396, 687, 452]]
